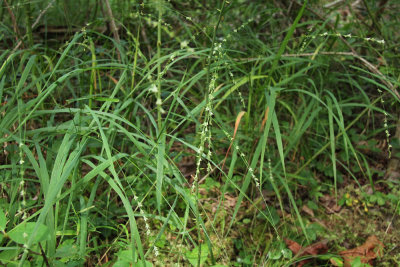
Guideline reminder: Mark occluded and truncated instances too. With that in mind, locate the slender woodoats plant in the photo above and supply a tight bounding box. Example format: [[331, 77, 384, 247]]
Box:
[[0, 0, 399, 266]]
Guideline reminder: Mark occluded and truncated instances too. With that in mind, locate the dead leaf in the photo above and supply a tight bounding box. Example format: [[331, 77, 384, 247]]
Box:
[[221, 111, 246, 171], [302, 204, 315, 217], [260, 106, 269, 130], [210, 194, 237, 213], [320, 194, 342, 214], [284, 238, 328, 267], [337, 235, 384, 267], [285, 238, 302, 255]]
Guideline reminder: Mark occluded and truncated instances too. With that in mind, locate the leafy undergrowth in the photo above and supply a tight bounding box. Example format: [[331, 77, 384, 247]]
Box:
[[0, 0, 399, 266]]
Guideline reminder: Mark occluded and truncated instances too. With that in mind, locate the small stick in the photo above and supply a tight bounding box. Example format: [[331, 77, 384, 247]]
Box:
[[102, 0, 120, 43], [32, 0, 56, 29], [101, 0, 121, 61], [4, 0, 23, 47]]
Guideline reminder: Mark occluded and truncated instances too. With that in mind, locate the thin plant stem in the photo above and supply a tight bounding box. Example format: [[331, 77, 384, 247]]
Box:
[[157, 4, 162, 132]]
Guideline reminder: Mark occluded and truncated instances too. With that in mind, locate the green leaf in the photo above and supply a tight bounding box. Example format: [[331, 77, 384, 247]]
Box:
[[3, 261, 30, 267], [113, 261, 131, 267], [377, 196, 386, 206], [0, 248, 19, 263], [261, 206, 280, 225], [8, 222, 50, 245], [350, 256, 362, 267], [156, 132, 166, 213], [134, 261, 153, 267], [186, 244, 209, 266], [93, 97, 119, 102], [117, 249, 135, 262], [55, 239, 79, 260], [330, 256, 343, 266], [115, 248, 152, 266], [281, 248, 292, 259], [0, 248, 29, 266], [268, 249, 282, 260], [242, 218, 251, 224], [0, 209, 6, 231], [307, 200, 318, 211]]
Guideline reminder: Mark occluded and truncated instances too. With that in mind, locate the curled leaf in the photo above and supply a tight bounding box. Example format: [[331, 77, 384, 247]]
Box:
[[284, 238, 328, 267], [339, 235, 384, 267]]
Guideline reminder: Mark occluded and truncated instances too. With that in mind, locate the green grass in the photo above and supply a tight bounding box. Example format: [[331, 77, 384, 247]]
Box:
[[0, 0, 399, 266]]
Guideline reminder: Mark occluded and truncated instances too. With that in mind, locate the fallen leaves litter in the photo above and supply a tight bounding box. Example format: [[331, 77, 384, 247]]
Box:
[[284, 238, 328, 267], [320, 194, 342, 214], [331, 235, 384, 267]]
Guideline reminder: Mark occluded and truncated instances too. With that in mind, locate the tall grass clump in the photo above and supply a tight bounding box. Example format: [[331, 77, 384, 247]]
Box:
[[0, 0, 399, 266]]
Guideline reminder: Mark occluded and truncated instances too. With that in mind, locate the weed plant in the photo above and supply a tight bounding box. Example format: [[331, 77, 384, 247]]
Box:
[[0, 0, 399, 266]]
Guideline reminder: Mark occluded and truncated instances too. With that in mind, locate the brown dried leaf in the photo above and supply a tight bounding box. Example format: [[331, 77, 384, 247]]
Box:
[[339, 235, 384, 267], [302, 204, 315, 217], [284, 238, 328, 267], [221, 111, 246, 171], [284, 238, 302, 255], [320, 194, 342, 214]]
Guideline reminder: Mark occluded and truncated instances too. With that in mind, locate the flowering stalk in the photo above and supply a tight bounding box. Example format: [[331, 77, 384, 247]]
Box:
[[191, 2, 228, 266], [133, 194, 159, 257]]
